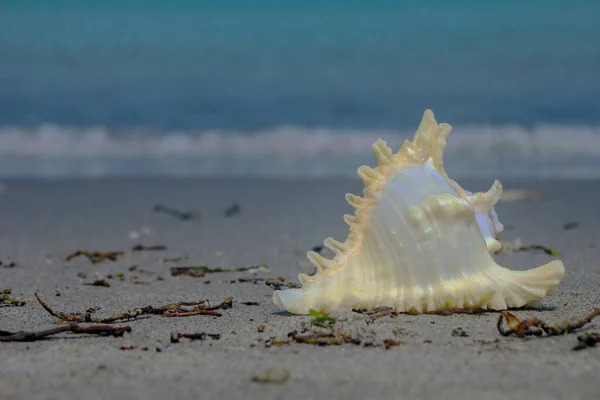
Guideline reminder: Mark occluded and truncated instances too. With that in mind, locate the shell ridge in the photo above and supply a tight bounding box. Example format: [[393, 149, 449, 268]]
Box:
[[302, 109, 447, 284]]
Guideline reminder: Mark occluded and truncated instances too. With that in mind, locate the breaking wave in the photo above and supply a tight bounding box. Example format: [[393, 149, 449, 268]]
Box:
[[0, 123, 599, 179]]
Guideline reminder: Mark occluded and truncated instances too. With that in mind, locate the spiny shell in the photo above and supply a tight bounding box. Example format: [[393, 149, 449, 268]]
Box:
[[273, 110, 565, 315]]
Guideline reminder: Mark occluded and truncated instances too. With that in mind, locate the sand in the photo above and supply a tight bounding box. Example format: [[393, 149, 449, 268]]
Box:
[[1, 178, 599, 400]]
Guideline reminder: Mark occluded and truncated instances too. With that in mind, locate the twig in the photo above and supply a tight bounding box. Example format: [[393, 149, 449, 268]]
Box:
[[497, 309, 600, 338], [0, 323, 131, 342], [170, 332, 221, 343], [573, 332, 600, 350], [83, 279, 111, 287], [171, 265, 269, 278], [153, 204, 196, 221], [224, 202, 241, 217], [34, 292, 232, 323], [131, 245, 167, 252], [65, 251, 124, 264]]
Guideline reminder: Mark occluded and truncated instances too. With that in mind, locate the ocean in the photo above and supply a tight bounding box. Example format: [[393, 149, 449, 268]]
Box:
[[1, 0, 599, 179]]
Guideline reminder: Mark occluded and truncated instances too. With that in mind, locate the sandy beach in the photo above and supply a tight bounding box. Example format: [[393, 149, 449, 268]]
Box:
[[1, 178, 599, 400]]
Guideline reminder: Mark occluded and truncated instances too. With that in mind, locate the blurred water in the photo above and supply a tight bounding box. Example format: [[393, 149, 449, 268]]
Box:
[[1, 0, 599, 178]]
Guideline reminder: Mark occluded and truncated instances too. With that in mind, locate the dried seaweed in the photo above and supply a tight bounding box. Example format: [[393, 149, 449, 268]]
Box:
[[452, 327, 469, 337], [309, 309, 336, 325], [516, 244, 561, 258], [171, 264, 269, 278], [131, 244, 167, 252], [289, 331, 361, 346], [0, 261, 16, 268], [251, 368, 290, 384], [83, 279, 111, 287], [355, 306, 399, 321], [572, 332, 600, 350], [65, 251, 124, 264], [224, 202, 241, 217], [35, 292, 232, 323], [153, 204, 197, 221], [170, 332, 221, 343], [497, 309, 600, 338], [0, 323, 131, 342], [0, 290, 25, 306], [383, 339, 404, 349]]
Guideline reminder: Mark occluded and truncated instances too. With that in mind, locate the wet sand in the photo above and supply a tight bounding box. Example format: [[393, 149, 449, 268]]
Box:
[[1, 178, 599, 400]]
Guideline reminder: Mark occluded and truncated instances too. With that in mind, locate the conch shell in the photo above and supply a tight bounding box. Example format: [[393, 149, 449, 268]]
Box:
[[273, 110, 565, 315]]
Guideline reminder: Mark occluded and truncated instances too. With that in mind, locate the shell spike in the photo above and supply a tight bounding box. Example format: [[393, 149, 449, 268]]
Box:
[[307, 251, 332, 272], [324, 237, 345, 253], [467, 180, 503, 212], [372, 139, 394, 165], [345, 193, 363, 209], [432, 122, 452, 174]]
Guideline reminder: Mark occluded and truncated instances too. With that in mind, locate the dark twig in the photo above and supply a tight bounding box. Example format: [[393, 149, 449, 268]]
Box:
[[170, 332, 221, 343], [131, 244, 167, 252], [224, 202, 241, 217], [83, 279, 111, 287], [153, 204, 196, 221], [572, 332, 600, 350], [35, 292, 232, 323], [171, 265, 269, 278], [497, 309, 600, 338], [65, 251, 124, 264], [0, 323, 131, 342]]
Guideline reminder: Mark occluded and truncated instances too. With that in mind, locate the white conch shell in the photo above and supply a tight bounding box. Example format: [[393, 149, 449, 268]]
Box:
[[273, 109, 565, 315]]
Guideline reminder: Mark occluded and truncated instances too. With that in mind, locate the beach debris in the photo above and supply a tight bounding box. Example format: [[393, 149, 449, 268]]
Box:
[[309, 309, 336, 326], [240, 301, 260, 306], [131, 244, 167, 252], [498, 238, 560, 257], [257, 325, 265, 333], [237, 277, 265, 284], [355, 306, 399, 321], [65, 250, 124, 264], [0, 289, 25, 306], [0, 261, 16, 268], [289, 331, 361, 346], [170, 332, 221, 343], [171, 264, 270, 278], [383, 339, 404, 349], [119, 345, 136, 351], [497, 309, 600, 338], [265, 278, 301, 290], [500, 189, 546, 202], [251, 368, 290, 384], [160, 256, 188, 263], [572, 332, 600, 351], [0, 323, 131, 342], [452, 327, 469, 337], [35, 292, 233, 324], [153, 204, 197, 221], [563, 222, 579, 231], [224, 202, 241, 217], [83, 279, 111, 287], [311, 245, 324, 253]]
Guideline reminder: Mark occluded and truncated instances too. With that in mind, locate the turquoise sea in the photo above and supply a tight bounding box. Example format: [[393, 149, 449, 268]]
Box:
[[1, 1, 599, 178]]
